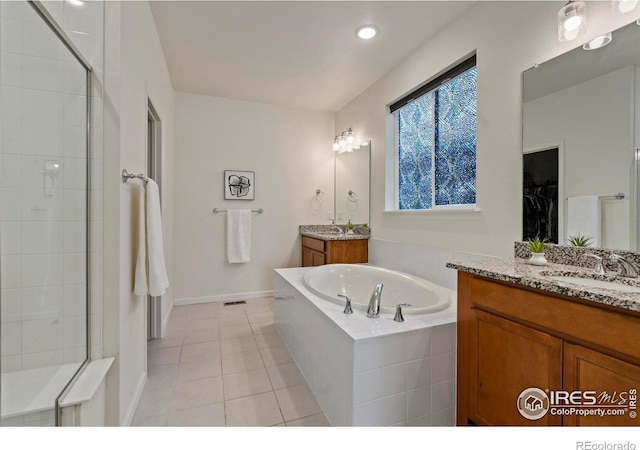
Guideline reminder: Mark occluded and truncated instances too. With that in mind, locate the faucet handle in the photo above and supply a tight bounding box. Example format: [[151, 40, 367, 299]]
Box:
[[337, 294, 353, 315], [393, 303, 412, 322], [584, 253, 606, 275]]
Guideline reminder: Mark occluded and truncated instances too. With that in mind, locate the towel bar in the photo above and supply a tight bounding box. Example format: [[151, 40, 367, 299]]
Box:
[[122, 169, 148, 183], [213, 208, 264, 214]]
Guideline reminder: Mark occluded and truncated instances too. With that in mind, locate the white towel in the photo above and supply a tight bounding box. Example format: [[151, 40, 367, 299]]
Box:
[[227, 209, 252, 263], [134, 179, 170, 296], [567, 195, 600, 247]]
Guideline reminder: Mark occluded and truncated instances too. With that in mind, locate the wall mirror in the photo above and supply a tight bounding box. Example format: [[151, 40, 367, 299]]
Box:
[[522, 19, 640, 251], [334, 142, 371, 225]]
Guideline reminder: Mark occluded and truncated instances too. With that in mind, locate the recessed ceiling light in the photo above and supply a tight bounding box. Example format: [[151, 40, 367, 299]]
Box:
[[68, 0, 84, 6], [356, 25, 378, 40]]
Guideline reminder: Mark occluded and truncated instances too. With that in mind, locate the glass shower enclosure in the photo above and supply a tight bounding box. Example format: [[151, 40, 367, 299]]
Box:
[[0, 0, 91, 426]]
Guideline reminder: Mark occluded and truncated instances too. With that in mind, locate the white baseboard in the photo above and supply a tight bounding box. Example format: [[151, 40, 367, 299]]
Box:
[[174, 290, 274, 306], [122, 371, 146, 427]]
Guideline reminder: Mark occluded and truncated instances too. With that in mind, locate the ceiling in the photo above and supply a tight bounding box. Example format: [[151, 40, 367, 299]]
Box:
[[149, 1, 476, 112]]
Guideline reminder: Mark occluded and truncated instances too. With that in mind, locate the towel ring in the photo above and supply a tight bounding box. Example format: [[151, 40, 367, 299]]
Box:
[[315, 189, 326, 202], [347, 190, 358, 202]]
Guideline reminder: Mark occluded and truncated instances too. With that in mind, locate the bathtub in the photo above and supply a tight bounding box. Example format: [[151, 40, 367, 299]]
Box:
[[274, 265, 457, 426], [303, 264, 451, 314]]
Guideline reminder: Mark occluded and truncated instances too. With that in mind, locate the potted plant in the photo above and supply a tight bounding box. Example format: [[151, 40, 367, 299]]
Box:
[[527, 236, 548, 266], [347, 220, 355, 235], [568, 234, 593, 247]]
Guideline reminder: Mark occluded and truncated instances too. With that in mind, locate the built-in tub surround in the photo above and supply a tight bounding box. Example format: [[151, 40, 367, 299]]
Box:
[[299, 225, 370, 241], [274, 267, 456, 426]]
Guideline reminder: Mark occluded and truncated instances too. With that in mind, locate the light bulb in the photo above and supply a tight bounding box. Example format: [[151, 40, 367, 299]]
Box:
[[558, 2, 586, 42], [346, 128, 354, 144], [583, 33, 612, 50], [564, 10, 582, 31], [332, 138, 340, 151], [617, 0, 638, 13], [339, 133, 346, 148]]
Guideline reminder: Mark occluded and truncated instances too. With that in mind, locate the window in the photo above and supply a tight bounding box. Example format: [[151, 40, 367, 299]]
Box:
[[391, 56, 477, 210]]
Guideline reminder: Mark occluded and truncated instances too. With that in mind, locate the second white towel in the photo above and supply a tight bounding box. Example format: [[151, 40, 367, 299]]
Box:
[[227, 209, 252, 263], [567, 195, 600, 247]]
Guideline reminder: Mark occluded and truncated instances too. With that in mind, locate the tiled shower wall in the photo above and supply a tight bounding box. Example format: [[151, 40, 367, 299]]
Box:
[[0, 0, 103, 374]]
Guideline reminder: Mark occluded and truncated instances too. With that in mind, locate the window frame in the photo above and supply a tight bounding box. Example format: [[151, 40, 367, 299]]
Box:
[[390, 54, 478, 212]]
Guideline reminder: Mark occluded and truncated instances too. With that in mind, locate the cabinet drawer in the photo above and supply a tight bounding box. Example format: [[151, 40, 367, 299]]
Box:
[[302, 236, 325, 253]]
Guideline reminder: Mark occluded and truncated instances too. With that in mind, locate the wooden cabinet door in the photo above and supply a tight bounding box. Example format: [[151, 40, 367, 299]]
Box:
[[302, 247, 314, 267], [312, 251, 325, 266], [563, 343, 640, 426], [469, 310, 563, 426]]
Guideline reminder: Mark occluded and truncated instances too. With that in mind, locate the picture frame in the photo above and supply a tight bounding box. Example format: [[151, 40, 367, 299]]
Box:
[[224, 170, 255, 200]]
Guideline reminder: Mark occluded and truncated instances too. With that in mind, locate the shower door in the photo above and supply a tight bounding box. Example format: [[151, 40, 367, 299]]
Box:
[[1, 1, 91, 426]]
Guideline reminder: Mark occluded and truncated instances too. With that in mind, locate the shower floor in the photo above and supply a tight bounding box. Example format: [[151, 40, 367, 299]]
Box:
[[132, 297, 329, 426]]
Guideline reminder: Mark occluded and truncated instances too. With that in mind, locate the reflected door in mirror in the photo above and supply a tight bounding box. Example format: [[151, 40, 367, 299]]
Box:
[[523, 148, 559, 244]]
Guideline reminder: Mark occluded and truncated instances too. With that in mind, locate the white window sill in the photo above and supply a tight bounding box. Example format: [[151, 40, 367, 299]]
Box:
[[383, 206, 482, 215]]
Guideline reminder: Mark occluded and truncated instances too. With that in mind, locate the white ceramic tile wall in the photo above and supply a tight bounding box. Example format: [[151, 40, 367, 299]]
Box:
[[0, 0, 104, 422], [274, 270, 456, 426]]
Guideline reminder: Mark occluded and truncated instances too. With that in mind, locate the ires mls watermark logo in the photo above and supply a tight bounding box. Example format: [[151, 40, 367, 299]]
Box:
[[517, 387, 637, 420]]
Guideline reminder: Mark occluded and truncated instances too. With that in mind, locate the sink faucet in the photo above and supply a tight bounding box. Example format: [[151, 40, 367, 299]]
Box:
[[328, 219, 343, 234], [367, 283, 383, 318], [584, 254, 606, 275], [609, 254, 639, 278]]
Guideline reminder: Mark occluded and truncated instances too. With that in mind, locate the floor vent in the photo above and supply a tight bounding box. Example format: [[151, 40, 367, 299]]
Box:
[[223, 300, 247, 306]]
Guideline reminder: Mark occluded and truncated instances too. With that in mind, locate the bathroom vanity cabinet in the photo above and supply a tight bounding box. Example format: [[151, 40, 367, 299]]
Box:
[[456, 272, 640, 426], [301, 236, 368, 267]]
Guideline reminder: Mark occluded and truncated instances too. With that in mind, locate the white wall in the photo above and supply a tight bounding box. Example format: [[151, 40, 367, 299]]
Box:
[[102, 1, 175, 425], [173, 93, 334, 303], [335, 1, 640, 258], [524, 66, 636, 250], [335, 146, 370, 225]]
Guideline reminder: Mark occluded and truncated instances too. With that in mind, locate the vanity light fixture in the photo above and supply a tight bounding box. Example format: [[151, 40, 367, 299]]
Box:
[[558, 1, 587, 42], [583, 32, 612, 50], [333, 128, 355, 152], [614, 0, 638, 13], [356, 25, 378, 40]]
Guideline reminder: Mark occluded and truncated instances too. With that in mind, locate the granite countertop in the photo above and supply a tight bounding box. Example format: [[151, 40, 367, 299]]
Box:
[[299, 225, 370, 241], [446, 257, 640, 313]]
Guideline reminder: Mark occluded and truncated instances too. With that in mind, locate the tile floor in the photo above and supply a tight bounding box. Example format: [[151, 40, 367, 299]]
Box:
[[132, 297, 330, 426]]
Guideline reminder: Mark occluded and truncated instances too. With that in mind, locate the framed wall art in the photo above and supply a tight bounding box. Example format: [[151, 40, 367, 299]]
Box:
[[224, 170, 255, 200]]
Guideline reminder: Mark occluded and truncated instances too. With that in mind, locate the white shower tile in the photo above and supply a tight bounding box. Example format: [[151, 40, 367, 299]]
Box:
[[90, 313, 101, 346], [23, 89, 63, 124], [1, 288, 21, 323], [1, 254, 22, 289], [354, 338, 383, 373], [64, 252, 86, 285], [22, 350, 63, 370], [1, 120, 22, 154], [22, 253, 63, 287], [63, 125, 87, 158], [63, 316, 86, 349], [22, 18, 64, 60], [1, 356, 21, 373], [90, 251, 101, 284], [63, 157, 87, 190], [63, 0, 103, 35], [1, 154, 22, 188], [352, 399, 382, 426], [90, 158, 101, 190], [63, 189, 86, 221], [22, 188, 64, 221], [63, 221, 86, 253], [21, 286, 64, 320], [22, 155, 59, 189], [1, 17, 22, 54], [22, 317, 63, 354], [63, 94, 86, 127], [64, 60, 87, 95], [90, 127, 102, 159], [22, 55, 64, 92], [352, 368, 381, 404], [406, 328, 431, 360], [1, 221, 22, 254], [22, 122, 62, 157], [432, 407, 455, 426], [0, 320, 20, 356], [431, 379, 455, 412], [64, 346, 86, 365], [0, 51, 22, 87], [0, 86, 22, 120], [380, 332, 407, 367], [66, 31, 101, 67], [0, 1, 23, 20], [1, 188, 22, 221], [64, 284, 86, 317], [90, 221, 101, 252], [22, 221, 64, 254]]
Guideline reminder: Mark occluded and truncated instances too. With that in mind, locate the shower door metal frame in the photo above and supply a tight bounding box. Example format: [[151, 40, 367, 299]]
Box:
[[25, 0, 93, 427]]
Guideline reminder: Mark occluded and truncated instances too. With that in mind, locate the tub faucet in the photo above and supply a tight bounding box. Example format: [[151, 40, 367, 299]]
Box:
[[337, 294, 353, 315], [367, 283, 383, 318], [609, 254, 638, 278]]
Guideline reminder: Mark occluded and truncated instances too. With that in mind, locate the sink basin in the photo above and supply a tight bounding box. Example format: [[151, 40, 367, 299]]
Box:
[[545, 275, 640, 293]]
